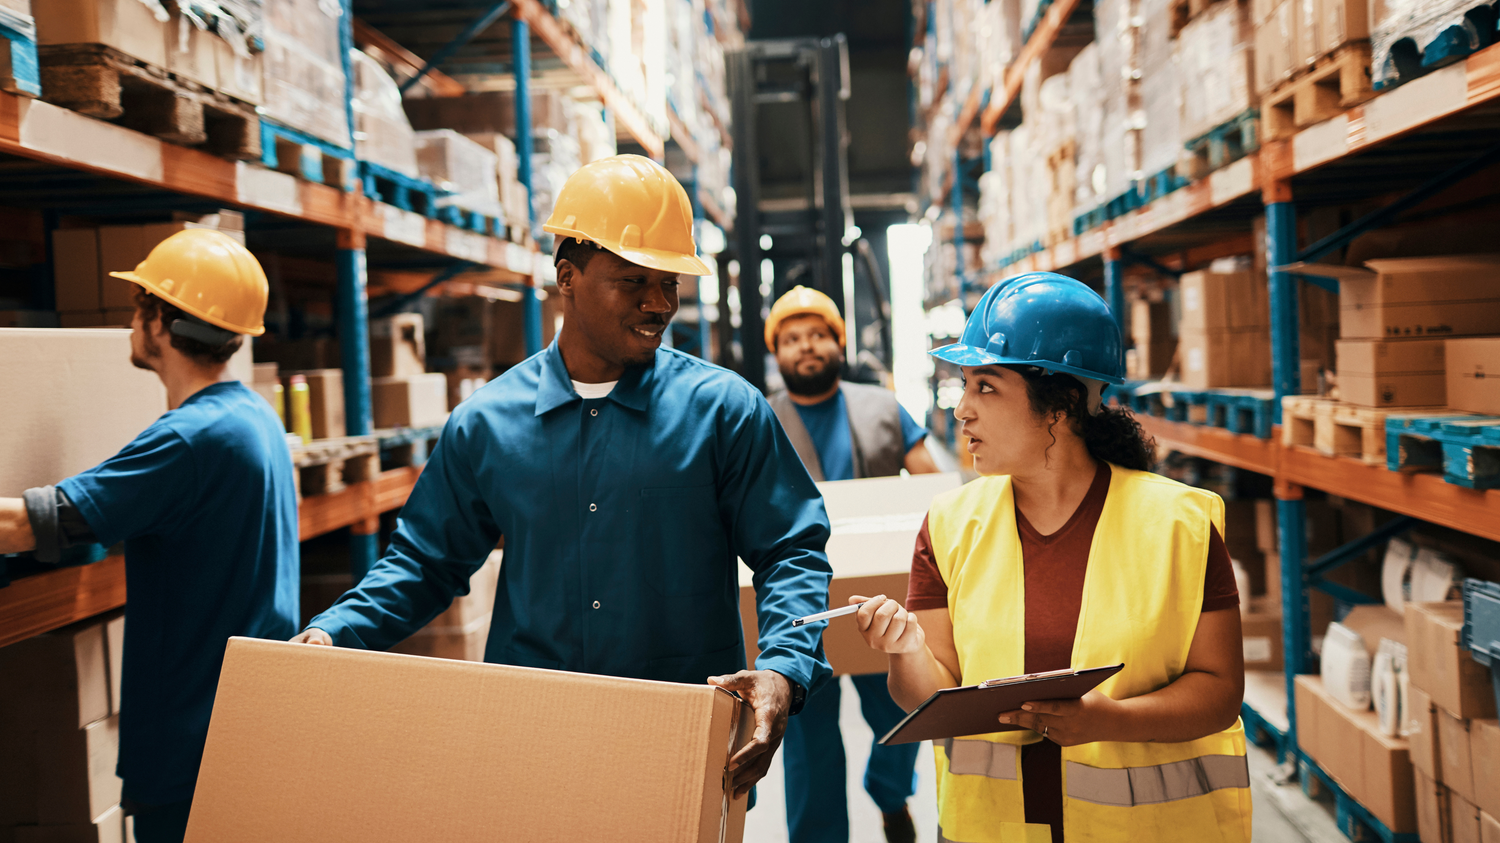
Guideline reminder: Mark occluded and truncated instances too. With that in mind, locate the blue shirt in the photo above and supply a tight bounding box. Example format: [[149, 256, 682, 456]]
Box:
[[59, 381, 299, 805], [792, 390, 929, 482], [310, 342, 834, 693]]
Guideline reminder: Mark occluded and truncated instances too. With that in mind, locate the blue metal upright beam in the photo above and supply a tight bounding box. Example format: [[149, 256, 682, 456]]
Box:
[[513, 17, 543, 356], [1103, 250, 1126, 335], [1267, 190, 1310, 757], [337, 233, 378, 577]]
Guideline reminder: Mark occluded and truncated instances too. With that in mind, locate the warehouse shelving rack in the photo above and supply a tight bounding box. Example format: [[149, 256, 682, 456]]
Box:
[[917, 0, 1500, 836], [0, 0, 740, 648]]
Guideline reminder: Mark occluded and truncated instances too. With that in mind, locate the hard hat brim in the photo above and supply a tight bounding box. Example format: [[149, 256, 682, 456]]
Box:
[[544, 224, 713, 276], [928, 343, 1125, 385], [109, 271, 264, 337]]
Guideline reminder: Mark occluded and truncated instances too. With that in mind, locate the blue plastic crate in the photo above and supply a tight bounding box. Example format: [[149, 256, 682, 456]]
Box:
[[1463, 578, 1500, 713]]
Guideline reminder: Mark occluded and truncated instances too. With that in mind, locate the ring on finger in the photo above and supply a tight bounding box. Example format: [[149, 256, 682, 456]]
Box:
[[1042, 725, 1050, 739]]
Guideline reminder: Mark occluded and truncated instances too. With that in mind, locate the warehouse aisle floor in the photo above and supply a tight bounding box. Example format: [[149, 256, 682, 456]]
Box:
[[744, 675, 1348, 843]]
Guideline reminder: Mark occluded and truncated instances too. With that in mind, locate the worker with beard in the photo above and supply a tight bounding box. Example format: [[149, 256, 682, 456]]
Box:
[[0, 229, 298, 843], [294, 156, 834, 802], [764, 285, 939, 843]]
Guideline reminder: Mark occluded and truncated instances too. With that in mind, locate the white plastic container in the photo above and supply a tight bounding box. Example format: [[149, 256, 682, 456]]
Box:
[[1322, 621, 1373, 710]]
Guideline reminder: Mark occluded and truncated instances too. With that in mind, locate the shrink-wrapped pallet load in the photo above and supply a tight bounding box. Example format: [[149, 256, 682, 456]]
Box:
[[261, 0, 349, 148], [350, 49, 418, 178]]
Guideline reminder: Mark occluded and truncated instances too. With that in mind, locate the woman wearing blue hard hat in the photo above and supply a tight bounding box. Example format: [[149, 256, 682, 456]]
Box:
[[850, 273, 1250, 842]]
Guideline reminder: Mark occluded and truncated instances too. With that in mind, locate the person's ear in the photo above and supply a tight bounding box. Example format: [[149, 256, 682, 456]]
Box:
[[555, 259, 578, 299]]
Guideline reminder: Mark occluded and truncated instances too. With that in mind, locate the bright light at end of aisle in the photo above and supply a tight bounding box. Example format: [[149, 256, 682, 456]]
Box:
[[888, 223, 935, 424]]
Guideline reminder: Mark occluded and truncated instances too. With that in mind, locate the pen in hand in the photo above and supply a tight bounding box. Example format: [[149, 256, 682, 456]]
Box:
[[791, 602, 866, 627]]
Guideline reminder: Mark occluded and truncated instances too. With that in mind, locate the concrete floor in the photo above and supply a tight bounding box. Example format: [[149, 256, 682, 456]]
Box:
[[744, 675, 1349, 843]]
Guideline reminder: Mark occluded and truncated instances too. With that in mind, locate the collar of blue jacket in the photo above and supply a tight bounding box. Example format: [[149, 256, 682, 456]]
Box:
[[308, 340, 835, 695]]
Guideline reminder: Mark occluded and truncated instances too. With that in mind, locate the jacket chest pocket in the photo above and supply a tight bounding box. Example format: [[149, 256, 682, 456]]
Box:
[[639, 484, 727, 597]]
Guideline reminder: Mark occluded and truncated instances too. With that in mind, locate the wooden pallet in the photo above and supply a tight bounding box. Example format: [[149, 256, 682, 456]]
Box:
[[1324, 404, 1447, 464], [1262, 42, 1375, 142], [1280, 395, 1340, 450], [37, 43, 260, 159], [376, 424, 447, 469], [290, 436, 380, 499]]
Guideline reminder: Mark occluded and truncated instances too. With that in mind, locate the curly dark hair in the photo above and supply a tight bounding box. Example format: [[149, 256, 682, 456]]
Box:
[[134, 288, 244, 365], [1009, 366, 1156, 471]]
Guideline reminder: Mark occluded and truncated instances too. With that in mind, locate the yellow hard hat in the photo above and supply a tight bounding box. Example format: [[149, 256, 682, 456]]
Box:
[[542, 155, 712, 276], [109, 228, 268, 336], [765, 286, 846, 352]]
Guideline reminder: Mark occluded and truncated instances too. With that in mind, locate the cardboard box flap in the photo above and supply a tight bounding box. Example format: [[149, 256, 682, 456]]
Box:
[[1361, 254, 1500, 273], [188, 639, 751, 843], [1275, 262, 1373, 280]]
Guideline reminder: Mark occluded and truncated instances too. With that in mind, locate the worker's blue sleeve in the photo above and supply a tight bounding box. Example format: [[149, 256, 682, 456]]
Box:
[[898, 404, 928, 453], [723, 396, 834, 695], [307, 416, 498, 650], [59, 424, 197, 546]]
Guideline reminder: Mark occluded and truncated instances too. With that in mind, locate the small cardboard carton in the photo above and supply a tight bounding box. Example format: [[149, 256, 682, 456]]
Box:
[[185, 639, 753, 843], [1407, 683, 1441, 782], [1178, 270, 1268, 333], [740, 473, 963, 677], [1417, 770, 1452, 843], [0, 619, 111, 731], [1406, 602, 1498, 721], [0, 329, 166, 497], [1336, 339, 1447, 408], [371, 373, 449, 429], [370, 313, 427, 378], [1445, 338, 1500, 416], [1439, 707, 1477, 804], [1456, 792, 1484, 843], [13, 803, 128, 843], [1287, 255, 1500, 340], [1179, 328, 1272, 389]]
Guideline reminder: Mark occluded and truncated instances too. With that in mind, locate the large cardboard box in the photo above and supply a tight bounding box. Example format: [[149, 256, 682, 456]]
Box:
[[389, 615, 490, 662], [1474, 719, 1500, 818], [0, 620, 111, 732], [1254, 0, 1298, 93], [35, 716, 121, 825], [740, 473, 963, 677], [1408, 683, 1441, 782], [402, 89, 569, 138], [0, 329, 167, 497], [1440, 707, 1477, 803], [1297, 674, 1417, 833], [35, 0, 168, 66], [284, 369, 345, 440], [1445, 338, 1500, 415], [1337, 339, 1448, 408], [369, 313, 427, 378], [185, 638, 753, 843], [1457, 793, 1485, 843], [1291, 256, 1500, 339], [1131, 297, 1176, 378], [1178, 270, 1268, 333], [1483, 811, 1500, 843], [1180, 329, 1273, 388], [371, 373, 449, 429], [103, 612, 123, 716], [97, 223, 193, 309], [1407, 602, 1498, 720], [1241, 605, 1284, 671], [1318, 0, 1369, 51]]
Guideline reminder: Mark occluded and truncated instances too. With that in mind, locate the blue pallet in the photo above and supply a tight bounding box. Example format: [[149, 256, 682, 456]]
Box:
[[1137, 166, 1190, 205], [377, 424, 445, 468], [1299, 756, 1419, 843], [1204, 390, 1277, 439], [1240, 700, 1288, 760], [360, 161, 446, 218], [260, 120, 354, 188], [1373, 3, 1498, 90], [1113, 384, 1276, 439], [1385, 414, 1500, 488], [437, 204, 504, 236], [0, 11, 40, 98], [1462, 578, 1500, 714], [1184, 109, 1260, 173]]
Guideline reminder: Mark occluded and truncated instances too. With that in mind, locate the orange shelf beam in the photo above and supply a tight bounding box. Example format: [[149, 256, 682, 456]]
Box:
[[0, 555, 127, 649]]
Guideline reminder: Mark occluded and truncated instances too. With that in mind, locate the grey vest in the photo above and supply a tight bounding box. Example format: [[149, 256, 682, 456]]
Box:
[[768, 381, 907, 481]]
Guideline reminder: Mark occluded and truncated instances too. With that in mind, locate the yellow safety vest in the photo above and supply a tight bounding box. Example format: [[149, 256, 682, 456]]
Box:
[[925, 464, 1252, 843]]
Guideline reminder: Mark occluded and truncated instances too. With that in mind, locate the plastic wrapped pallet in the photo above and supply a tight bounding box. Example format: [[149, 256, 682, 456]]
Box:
[[1254, 0, 1299, 92], [1370, 0, 1478, 88], [1137, 0, 1182, 180], [1178, 0, 1256, 142], [261, 0, 349, 148], [1069, 43, 1106, 223], [1094, 0, 1142, 200], [414, 130, 501, 218], [979, 0, 1021, 91], [350, 49, 418, 178]]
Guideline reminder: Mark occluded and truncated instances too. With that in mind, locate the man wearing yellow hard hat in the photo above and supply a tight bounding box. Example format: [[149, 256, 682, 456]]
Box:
[[0, 229, 299, 843], [293, 155, 834, 800], [764, 285, 938, 843]]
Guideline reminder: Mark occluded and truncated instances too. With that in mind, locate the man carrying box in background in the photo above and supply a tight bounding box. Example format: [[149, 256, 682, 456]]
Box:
[[0, 229, 299, 843], [294, 155, 834, 798], [764, 285, 939, 843]]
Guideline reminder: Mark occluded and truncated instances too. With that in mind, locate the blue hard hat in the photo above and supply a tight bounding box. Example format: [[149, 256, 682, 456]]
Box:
[[929, 272, 1125, 384]]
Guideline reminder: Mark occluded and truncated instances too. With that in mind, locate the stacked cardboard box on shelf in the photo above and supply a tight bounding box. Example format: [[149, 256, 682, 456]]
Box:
[[1177, 268, 1272, 388], [1297, 672, 1418, 834], [0, 614, 127, 842], [1404, 602, 1500, 843], [282, 369, 344, 441], [350, 49, 419, 179], [369, 313, 427, 379], [1176, 0, 1255, 166], [1129, 292, 1177, 379], [1337, 338, 1447, 407], [1445, 339, 1500, 415], [261, 0, 350, 148]]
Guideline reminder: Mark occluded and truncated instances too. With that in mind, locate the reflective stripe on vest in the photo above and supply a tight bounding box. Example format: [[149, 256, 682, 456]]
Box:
[[939, 738, 1019, 780], [1065, 755, 1250, 807]]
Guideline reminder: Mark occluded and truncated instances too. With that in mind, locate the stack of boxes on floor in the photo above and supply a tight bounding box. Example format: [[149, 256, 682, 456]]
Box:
[[1326, 256, 1500, 414], [0, 614, 129, 843], [1406, 600, 1500, 843], [50, 213, 244, 329]]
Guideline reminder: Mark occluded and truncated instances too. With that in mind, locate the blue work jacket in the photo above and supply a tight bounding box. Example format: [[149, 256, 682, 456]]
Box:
[[310, 341, 834, 693]]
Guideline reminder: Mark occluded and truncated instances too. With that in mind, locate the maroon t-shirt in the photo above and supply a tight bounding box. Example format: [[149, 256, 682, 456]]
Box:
[[906, 463, 1239, 841]]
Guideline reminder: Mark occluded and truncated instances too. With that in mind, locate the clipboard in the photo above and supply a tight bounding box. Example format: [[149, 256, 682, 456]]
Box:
[[878, 664, 1125, 745]]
